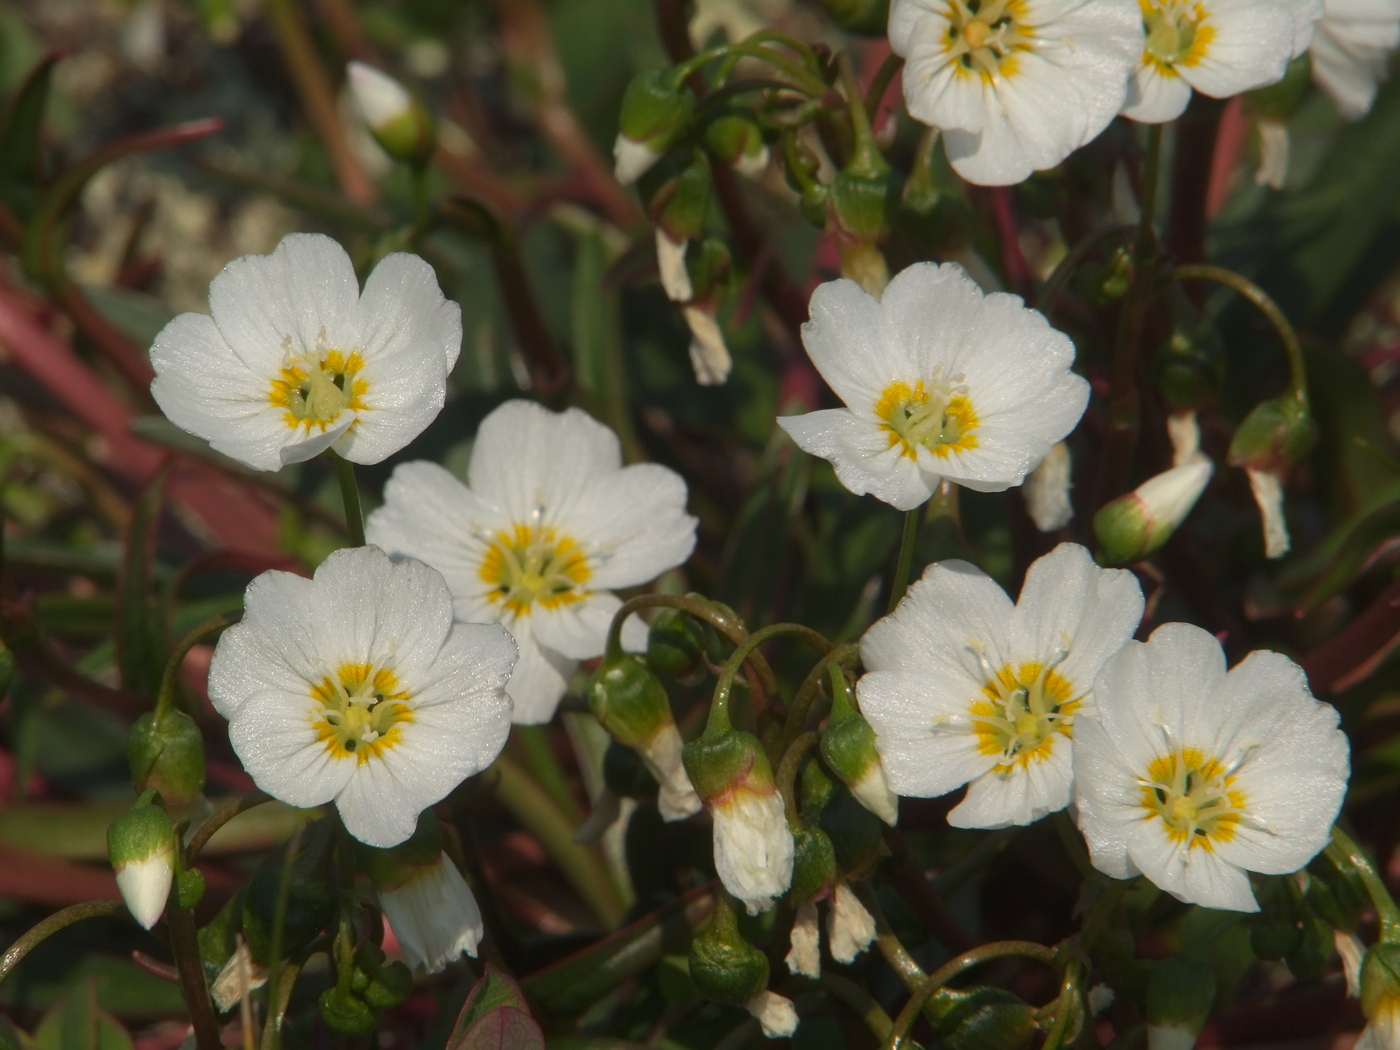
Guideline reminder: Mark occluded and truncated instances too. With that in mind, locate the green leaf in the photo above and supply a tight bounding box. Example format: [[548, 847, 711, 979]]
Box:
[[451, 965, 532, 1038], [454, 1008, 544, 1050], [33, 983, 134, 1050], [0, 51, 58, 220], [117, 467, 169, 696]]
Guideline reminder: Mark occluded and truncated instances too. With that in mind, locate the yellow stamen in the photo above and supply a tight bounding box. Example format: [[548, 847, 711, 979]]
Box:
[[969, 659, 1077, 770], [874, 375, 979, 459], [1140, 0, 1216, 74], [1139, 747, 1247, 849], [944, 0, 1030, 82], [312, 662, 412, 763], [479, 524, 592, 617], [269, 349, 368, 432]]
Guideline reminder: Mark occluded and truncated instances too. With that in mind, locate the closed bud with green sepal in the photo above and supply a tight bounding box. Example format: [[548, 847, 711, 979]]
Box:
[[347, 62, 436, 166], [688, 894, 769, 1006], [705, 114, 768, 179], [128, 709, 206, 806], [1094, 459, 1214, 566], [616, 70, 695, 185], [820, 670, 897, 826], [107, 795, 177, 930]]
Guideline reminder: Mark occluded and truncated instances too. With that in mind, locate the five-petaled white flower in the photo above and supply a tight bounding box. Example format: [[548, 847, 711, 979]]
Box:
[[858, 543, 1143, 828], [365, 400, 698, 724], [1073, 622, 1349, 912], [1123, 0, 1321, 123], [151, 233, 460, 472], [888, 0, 1144, 185], [207, 545, 517, 848], [1310, 0, 1400, 119], [778, 263, 1089, 512]]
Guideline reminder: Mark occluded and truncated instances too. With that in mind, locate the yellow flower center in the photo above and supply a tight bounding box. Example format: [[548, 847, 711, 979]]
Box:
[[269, 349, 368, 431], [969, 660, 1077, 768], [1139, 748, 1246, 849], [312, 663, 412, 763], [479, 524, 591, 617], [945, 0, 1029, 80], [874, 375, 979, 459], [1141, 0, 1215, 73]]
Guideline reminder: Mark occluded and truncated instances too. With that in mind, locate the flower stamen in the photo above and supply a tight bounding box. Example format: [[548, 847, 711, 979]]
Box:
[[312, 662, 413, 762], [480, 524, 592, 616], [875, 372, 979, 460], [1141, 0, 1216, 74], [270, 341, 368, 432], [944, 0, 1030, 80], [968, 660, 1076, 769], [1139, 747, 1246, 849]]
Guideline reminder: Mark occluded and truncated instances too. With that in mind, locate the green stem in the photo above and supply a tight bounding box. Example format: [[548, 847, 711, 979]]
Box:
[[818, 972, 895, 1042], [260, 959, 304, 1050], [186, 790, 273, 862], [836, 53, 879, 163], [154, 612, 240, 721], [883, 941, 1061, 1050], [1168, 262, 1309, 406], [492, 751, 628, 926], [168, 902, 222, 1050], [333, 452, 365, 546], [863, 54, 904, 122], [1137, 123, 1163, 256], [263, 825, 305, 1050], [708, 622, 832, 734], [776, 730, 819, 823], [0, 900, 127, 985], [887, 509, 919, 615], [516, 724, 584, 824], [1040, 960, 1083, 1050], [1330, 824, 1400, 940], [782, 643, 860, 749]]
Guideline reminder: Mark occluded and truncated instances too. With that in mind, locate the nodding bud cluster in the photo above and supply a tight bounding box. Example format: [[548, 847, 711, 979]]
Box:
[[107, 795, 177, 930], [705, 115, 769, 180], [614, 70, 694, 185], [689, 895, 798, 1039], [683, 727, 794, 914], [128, 709, 205, 806], [1228, 394, 1316, 560], [357, 813, 484, 974], [1093, 459, 1213, 566], [346, 62, 435, 166], [587, 653, 701, 821], [820, 671, 898, 826], [785, 824, 837, 977], [1146, 955, 1216, 1050], [1360, 943, 1400, 1049]]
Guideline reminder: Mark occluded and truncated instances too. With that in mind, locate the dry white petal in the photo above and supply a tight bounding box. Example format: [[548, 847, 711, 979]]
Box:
[[684, 305, 733, 386], [656, 230, 693, 303], [211, 939, 267, 1013], [786, 900, 822, 977], [712, 786, 795, 914], [746, 990, 799, 1039], [1335, 930, 1366, 998], [1255, 119, 1290, 189], [1024, 442, 1074, 532], [639, 723, 702, 821], [827, 883, 876, 963], [379, 852, 484, 973], [1247, 467, 1291, 559], [1168, 411, 1203, 468]]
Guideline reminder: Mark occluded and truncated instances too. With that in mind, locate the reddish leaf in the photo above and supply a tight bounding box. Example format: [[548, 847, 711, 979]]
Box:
[[454, 1008, 543, 1050]]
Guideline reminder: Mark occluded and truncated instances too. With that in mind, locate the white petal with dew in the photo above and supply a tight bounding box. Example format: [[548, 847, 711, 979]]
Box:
[[379, 852, 484, 973], [712, 789, 795, 914]]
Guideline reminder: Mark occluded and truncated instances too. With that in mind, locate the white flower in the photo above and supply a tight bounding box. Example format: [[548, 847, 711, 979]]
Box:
[[1310, 0, 1400, 119], [347, 61, 413, 131], [859, 543, 1143, 828], [378, 851, 484, 973], [777, 263, 1089, 511], [1123, 0, 1316, 123], [150, 233, 460, 472], [1023, 441, 1074, 532], [889, 0, 1144, 185], [365, 400, 697, 724], [207, 546, 517, 848], [827, 883, 876, 963], [786, 900, 821, 977], [746, 990, 799, 1039], [712, 782, 796, 915], [1073, 622, 1350, 912]]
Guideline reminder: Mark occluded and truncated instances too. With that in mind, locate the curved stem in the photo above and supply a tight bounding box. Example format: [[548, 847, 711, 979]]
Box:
[[884, 941, 1061, 1050], [777, 730, 819, 823], [155, 612, 240, 721], [259, 958, 304, 1050], [887, 509, 919, 615], [818, 972, 895, 1042], [1168, 262, 1309, 406], [1040, 960, 1082, 1050], [864, 54, 904, 122], [0, 900, 127, 985], [1330, 824, 1400, 941], [782, 643, 860, 749], [708, 622, 832, 734], [186, 790, 273, 862]]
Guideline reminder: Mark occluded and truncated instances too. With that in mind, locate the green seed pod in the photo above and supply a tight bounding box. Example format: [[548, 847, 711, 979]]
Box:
[[683, 727, 768, 804], [347, 62, 436, 166], [647, 608, 707, 679], [830, 160, 899, 242], [128, 709, 206, 806], [688, 895, 769, 1006], [705, 115, 768, 177], [800, 759, 884, 878], [319, 987, 377, 1036], [686, 237, 733, 304], [588, 652, 675, 749], [618, 70, 694, 151], [787, 823, 837, 905], [355, 948, 414, 1010]]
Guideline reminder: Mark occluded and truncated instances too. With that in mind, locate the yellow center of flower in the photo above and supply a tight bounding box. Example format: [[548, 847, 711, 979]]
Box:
[[1140, 0, 1215, 73], [1139, 748, 1246, 849], [479, 524, 591, 617], [312, 663, 412, 763], [969, 660, 1077, 768], [875, 375, 979, 459], [269, 349, 368, 431], [945, 0, 1030, 80]]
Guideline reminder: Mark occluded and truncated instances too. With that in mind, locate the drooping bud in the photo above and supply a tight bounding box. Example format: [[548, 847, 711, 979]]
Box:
[[683, 729, 795, 913], [788, 823, 838, 905], [688, 894, 769, 1005], [826, 882, 875, 963], [646, 607, 706, 679], [1228, 395, 1315, 560], [128, 709, 206, 806], [786, 899, 821, 978], [1093, 459, 1214, 566], [1023, 442, 1073, 532], [588, 653, 701, 821], [705, 114, 769, 180], [615, 70, 694, 185], [347, 62, 435, 166], [820, 672, 898, 826], [1360, 943, 1400, 1050], [1145, 954, 1216, 1050], [107, 799, 177, 930]]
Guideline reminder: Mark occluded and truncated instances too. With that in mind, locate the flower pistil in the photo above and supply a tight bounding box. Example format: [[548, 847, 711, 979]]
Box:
[[1142, 0, 1216, 75], [479, 524, 591, 617], [269, 344, 367, 431], [875, 373, 979, 460], [945, 0, 1030, 80], [312, 663, 413, 763], [969, 651, 1076, 769], [1139, 747, 1247, 850]]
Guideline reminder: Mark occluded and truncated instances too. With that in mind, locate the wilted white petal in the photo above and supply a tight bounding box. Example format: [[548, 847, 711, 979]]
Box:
[[211, 939, 268, 1013], [1167, 410, 1203, 468], [827, 883, 876, 963], [1247, 467, 1291, 558], [684, 305, 733, 386], [1255, 119, 1290, 189], [656, 230, 693, 302], [640, 723, 702, 821], [574, 787, 623, 843], [1336, 930, 1366, 998], [1023, 442, 1074, 532], [786, 900, 821, 977], [713, 788, 795, 914], [746, 990, 799, 1039], [379, 852, 484, 973]]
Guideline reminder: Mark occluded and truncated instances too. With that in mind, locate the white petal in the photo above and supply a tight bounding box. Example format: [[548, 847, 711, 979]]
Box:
[[684, 306, 733, 386], [950, 732, 1074, 827], [713, 789, 794, 914], [800, 278, 911, 410], [1179, 0, 1297, 99], [379, 853, 484, 973], [226, 689, 354, 808], [746, 991, 798, 1039], [116, 853, 174, 930], [656, 231, 693, 303], [857, 670, 996, 798], [786, 900, 821, 977], [531, 593, 619, 662], [778, 409, 935, 511], [1122, 62, 1193, 122], [1246, 467, 1291, 558], [503, 622, 577, 724], [1126, 817, 1259, 911], [568, 463, 697, 590], [208, 569, 320, 717], [1023, 443, 1074, 532], [347, 62, 414, 129]]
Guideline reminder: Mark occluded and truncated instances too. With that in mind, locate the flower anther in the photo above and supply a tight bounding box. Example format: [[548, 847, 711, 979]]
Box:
[[944, 0, 1031, 79], [1138, 748, 1245, 850], [1142, 0, 1216, 74], [970, 653, 1076, 769], [480, 525, 591, 616], [269, 347, 367, 433], [312, 663, 413, 761], [876, 373, 979, 459]]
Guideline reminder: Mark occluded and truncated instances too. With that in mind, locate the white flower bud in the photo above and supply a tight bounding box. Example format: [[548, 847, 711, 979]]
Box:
[[348, 61, 414, 130], [656, 229, 694, 303], [826, 882, 875, 964], [847, 760, 898, 827], [378, 851, 484, 974], [745, 990, 799, 1039], [1023, 442, 1073, 532], [786, 899, 821, 978], [108, 803, 177, 930], [712, 787, 795, 915], [614, 135, 663, 186]]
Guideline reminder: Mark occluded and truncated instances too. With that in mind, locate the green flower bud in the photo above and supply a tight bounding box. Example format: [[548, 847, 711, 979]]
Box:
[[355, 948, 414, 1010], [683, 726, 768, 803], [1227, 395, 1316, 475], [1146, 954, 1216, 1046], [107, 801, 177, 930], [347, 62, 435, 166], [830, 160, 899, 242], [820, 675, 897, 826], [319, 987, 377, 1036], [589, 653, 674, 749], [647, 608, 707, 679], [646, 152, 712, 243], [788, 823, 837, 905], [705, 115, 768, 179], [616, 70, 695, 185], [1094, 459, 1214, 566], [128, 710, 206, 806], [801, 758, 885, 879], [688, 895, 769, 1006], [810, 0, 892, 34], [1153, 323, 1225, 411]]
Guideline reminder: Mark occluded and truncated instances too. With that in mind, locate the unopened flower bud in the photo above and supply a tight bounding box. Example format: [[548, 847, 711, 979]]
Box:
[[320, 987, 377, 1036], [128, 709, 206, 806], [1146, 954, 1216, 1050], [588, 653, 701, 820], [830, 156, 898, 243], [788, 823, 837, 905], [647, 607, 706, 679], [347, 62, 435, 166], [688, 894, 769, 1005], [1228, 395, 1316, 475], [706, 115, 769, 180], [683, 304, 733, 387], [820, 675, 897, 826], [684, 728, 795, 913], [107, 800, 177, 930], [826, 882, 875, 963], [1360, 943, 1400, 1049], [1023, 442, 1073, 532], [1153, 323, 1224, 411], [615, 70, 694, 185], [746, 990, 799, 1039], [1093, 459, 1213, 566]]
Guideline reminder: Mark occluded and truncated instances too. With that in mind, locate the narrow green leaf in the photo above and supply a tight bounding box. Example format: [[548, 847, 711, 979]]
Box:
[[33, 983, 133, 1050], [0, 51, 59, 220], [117, 466, 169, 696]]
